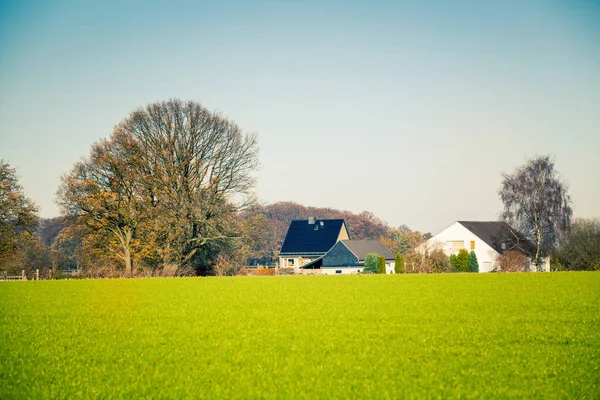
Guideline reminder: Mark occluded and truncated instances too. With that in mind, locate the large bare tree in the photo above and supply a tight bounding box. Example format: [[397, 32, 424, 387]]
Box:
[[499, 156, 572, 269], [58, 99, 259, 275]]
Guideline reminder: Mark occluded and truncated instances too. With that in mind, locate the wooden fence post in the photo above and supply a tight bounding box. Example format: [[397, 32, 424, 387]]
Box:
[[36, 269, 39, 281], [21, 270, 26, 280]]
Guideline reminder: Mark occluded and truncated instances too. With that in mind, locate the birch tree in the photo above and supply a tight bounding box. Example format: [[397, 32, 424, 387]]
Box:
[[499, 156, 572, 269]]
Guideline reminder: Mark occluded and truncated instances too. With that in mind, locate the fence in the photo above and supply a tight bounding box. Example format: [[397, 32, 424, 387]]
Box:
[[0, 269, 42, 281]]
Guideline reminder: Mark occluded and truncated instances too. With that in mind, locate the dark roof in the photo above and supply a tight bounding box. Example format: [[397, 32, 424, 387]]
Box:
[[457, 221, 536, 255], [280, 219, 347, 256], [341, 240, 394, 261]]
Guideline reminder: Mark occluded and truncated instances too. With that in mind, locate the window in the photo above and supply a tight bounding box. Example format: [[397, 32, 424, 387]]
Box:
[[336, 270, 342, 274], [448, 241, 464, 251], [470, 241, 475, 250], [288, 259, 295, 266]]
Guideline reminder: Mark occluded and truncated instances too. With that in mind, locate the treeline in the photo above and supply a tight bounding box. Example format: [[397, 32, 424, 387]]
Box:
[[1, 198, 431, 278]]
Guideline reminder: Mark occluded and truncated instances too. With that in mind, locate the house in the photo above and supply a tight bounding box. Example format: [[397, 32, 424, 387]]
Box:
[[418, 221, 547, 272], [302, 239, 396, 275], [279, 218, 349, 271]]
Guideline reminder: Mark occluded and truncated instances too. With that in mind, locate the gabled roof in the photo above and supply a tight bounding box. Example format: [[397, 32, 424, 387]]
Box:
[[457, 221, 535, 255], [280, 219, 347, 256], [341, 240, 394, 261]]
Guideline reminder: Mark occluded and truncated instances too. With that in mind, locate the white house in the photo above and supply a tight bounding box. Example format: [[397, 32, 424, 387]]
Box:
[[418, 221, 548, 272]]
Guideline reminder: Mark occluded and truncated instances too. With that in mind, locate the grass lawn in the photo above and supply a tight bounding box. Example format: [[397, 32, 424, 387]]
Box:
[[1, 272, 599, 398]]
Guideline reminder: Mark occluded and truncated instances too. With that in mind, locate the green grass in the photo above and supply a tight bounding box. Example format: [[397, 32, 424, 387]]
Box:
[[1, 273, 599, 399]]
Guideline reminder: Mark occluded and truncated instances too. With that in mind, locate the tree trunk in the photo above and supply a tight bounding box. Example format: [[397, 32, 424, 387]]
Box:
[[535, 226, 542, 271], [114, 227, 134, 277], [124, 246, 132, 278]]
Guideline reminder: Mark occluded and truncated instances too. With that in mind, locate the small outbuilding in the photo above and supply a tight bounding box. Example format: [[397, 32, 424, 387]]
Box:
[[302, 239, 395, 275]]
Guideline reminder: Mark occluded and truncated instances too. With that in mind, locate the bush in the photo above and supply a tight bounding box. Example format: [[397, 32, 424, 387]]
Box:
[[52, 271, 72, 280], [456, 249, 469, 272], [405, 246, 451, 274], [277, 267, 295, 276], [175, 265, 196, 277], [449, 254, 458, 271], [256, 267, 276, 276], [378, 255, 386, 274], [497, 250, 530, 272], [468, 251, 479, 273], [363, 253, 379, 274], [394, 253, 405, 274]]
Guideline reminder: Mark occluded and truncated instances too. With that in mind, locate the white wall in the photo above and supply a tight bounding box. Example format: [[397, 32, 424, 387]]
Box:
[[321, 267, 363, 275], [321, 261, 395, 275], [418, 222, 500, 273], [386, 262, 394, 274]]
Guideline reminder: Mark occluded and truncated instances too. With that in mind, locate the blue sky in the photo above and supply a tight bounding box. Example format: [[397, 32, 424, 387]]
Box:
[[1, 0, 599, 233]]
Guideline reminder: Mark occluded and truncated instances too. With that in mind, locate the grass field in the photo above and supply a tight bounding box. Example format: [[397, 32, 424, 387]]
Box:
[[1, 273, 599, 398]]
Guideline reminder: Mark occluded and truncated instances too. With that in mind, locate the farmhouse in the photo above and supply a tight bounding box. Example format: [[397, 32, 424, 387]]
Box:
[[302, 239, 395, 275], [419, 221, 547, 272], [279, 218, 349, 271]]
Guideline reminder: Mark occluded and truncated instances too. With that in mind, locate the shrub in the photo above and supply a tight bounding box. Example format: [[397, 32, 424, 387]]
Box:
[[256, 267, 276, 276], [468, 251, 479, 273], [52, 271, 72, 280], [176, 265, 196, 277], [394, 253, 405, 274], [405, 246, 451, 274], [497, 250, 530, 272], [449, 254, 458, 271], [212, 254, 244, 276], [363, 253, 379, 274], [378, 255, 386, 274], [277, 267, 295, 276], [456, 249, 469, 272]]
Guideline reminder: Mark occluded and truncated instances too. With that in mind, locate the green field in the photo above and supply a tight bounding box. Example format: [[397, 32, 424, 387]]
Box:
[[1, 273, 599, 399]]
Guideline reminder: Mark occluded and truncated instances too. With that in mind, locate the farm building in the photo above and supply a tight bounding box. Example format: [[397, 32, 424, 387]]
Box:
[[418, 221, 547, 272], [278, 218, 349, 271], [302, 239, 396, 275]]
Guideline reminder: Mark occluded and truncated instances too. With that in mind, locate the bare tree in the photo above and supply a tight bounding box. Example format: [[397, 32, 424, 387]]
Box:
[[499, 156, 572, 269], [120, 99, 258, 267], [58, 99, 259, 275]]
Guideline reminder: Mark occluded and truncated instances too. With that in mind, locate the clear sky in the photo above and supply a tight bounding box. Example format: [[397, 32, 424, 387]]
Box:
[[1, 0, 599, 233]]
